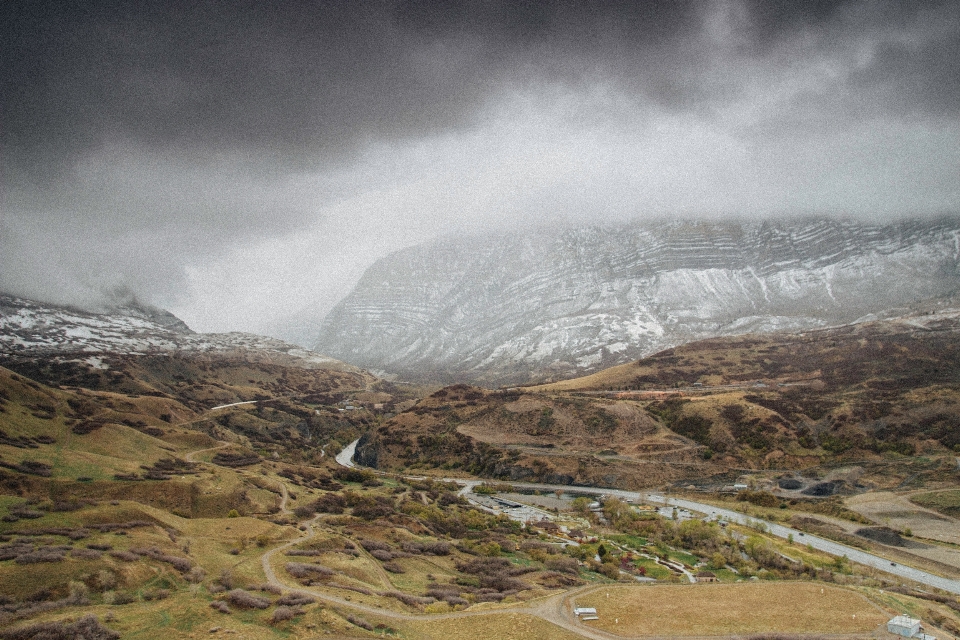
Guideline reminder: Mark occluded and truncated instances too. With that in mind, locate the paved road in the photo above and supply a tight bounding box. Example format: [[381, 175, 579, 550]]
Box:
[[512, 482, 960, 595], [339, 438, 960, 595], [208, 400, 259, 410], [335, 439, 358, 468]]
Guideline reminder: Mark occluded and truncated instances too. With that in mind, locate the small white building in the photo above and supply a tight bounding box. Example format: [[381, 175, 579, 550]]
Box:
[[574, 607, 597, 617], [887, 615, 921, 638]]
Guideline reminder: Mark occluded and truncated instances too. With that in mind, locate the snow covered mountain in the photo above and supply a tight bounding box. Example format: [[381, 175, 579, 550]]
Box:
[[313, 217, 960, 384], [0, 295, 357, 371]]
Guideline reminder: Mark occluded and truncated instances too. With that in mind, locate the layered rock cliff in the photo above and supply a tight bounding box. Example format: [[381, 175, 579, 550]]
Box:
[[314, 217, 960, 384]]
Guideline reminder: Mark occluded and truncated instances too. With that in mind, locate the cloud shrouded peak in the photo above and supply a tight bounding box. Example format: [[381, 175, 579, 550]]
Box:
[[1, 0, 958, 334]]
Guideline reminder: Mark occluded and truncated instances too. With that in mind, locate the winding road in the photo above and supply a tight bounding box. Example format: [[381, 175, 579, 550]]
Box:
[[337, 438, 960, 595], [174, 432, 957, 639]]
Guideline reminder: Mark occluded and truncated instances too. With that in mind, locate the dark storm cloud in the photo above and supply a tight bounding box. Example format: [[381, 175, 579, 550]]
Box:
[[1, 1, 704, 177], [1, 0, 958, 331], [4, 0, 956, 176]]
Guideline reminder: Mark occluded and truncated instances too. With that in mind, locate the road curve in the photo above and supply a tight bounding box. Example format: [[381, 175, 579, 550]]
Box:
[[338, 439, 960, 595]]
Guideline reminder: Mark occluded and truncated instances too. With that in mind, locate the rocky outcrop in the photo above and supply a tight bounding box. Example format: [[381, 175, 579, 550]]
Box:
[[314, 216, 960, 384], [353, 432, 381, 469]]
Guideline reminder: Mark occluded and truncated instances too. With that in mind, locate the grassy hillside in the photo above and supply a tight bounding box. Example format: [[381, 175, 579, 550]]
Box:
[[1, 327, 959, 637], [358, 317, 960, 490]]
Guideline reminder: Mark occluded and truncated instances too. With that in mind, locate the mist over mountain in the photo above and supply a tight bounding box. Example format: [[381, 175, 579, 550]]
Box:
[[313, 216, 960, 384]]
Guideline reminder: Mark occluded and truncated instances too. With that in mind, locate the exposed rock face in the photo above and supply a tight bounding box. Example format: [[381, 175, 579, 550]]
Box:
[[353, 432, 380, 468], [313, 216, 960, 384]]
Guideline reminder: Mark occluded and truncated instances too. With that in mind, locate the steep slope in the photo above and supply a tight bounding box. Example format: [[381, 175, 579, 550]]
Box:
[[314, 216, 960, 384]]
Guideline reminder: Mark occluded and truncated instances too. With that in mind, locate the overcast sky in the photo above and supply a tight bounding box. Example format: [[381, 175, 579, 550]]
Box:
[[2, 0, 959, 337]]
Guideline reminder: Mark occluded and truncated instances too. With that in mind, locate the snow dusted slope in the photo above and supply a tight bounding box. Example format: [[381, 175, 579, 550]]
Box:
[[0, 295, 357, 371], [314, 217, 960, 383]]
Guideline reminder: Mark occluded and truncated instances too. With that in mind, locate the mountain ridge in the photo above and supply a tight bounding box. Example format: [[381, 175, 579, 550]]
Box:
[[0, 293, 360, 373], [313, 216, 960, 384]]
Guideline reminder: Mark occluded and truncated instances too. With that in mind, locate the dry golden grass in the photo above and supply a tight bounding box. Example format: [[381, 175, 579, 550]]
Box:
[[574, 582, 888, 637], [532, 361, 639, 392], [399, 612, 584, 640]]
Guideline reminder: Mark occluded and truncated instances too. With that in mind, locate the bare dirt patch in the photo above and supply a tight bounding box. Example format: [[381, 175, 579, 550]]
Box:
[[573, 582, 887, 637], [846, 492, 960, 545]]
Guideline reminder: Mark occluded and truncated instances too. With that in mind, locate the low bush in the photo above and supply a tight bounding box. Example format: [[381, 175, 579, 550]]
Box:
[[210, 601, 231, 614], [276, 593, 315, 607], [14, 548, 66, 564], [401, 540, 451, 555], [346, 614, 373, 631], [211, 452, 262, 467], [377, 591, 435, 606], [329, 583, 372, 595], [382, 561, 405, 573], [359, 539, 391, 552], [250, 583, 282, 595], [0, 615, 119, 640], [545, 556, 579, 574], [270, 606, 303, 624], [129, 546, 192, 572], [285, 562, 335, 580], [225, 589, 270, 609]]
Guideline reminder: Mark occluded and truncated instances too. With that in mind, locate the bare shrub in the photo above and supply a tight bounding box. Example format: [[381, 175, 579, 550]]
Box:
[[0, 543, 33, 561], [210, 601, 231, 614], [425, 585, 460, 600], [285, 549, 321, 557], [216, 569, 234, 590], [276, 593, 315, 606], [0, 614, 119, 640], [312, 493, 346, 514], [68, 548, 102, 560], [14, 548, 65, 564], [329, 583, 372, 595], [377, 591, 435, 606], [248, 583, 282, 595], [352, 498, 395, 520], [87, 543, 112, 551], [225, 589, 270, 609], [346, 614, 373, 631], [370, 549, 395, 561], [285, 562, 335, 580], [545, 556, 579, 574], [129, 546, 192, 572], [211, 452, 261, 467], [108, 550, 138, 562], [359, 539, 391, 552], [105, 590, 136, 605], [401, 540, 450, 556], [142, 588, 170, 601], [185, 566, 206, 583], [269, 606, 304, 624], [476, 592, 505, 602], [382, 561, 405, 573], [520, 540, 559, 554]]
